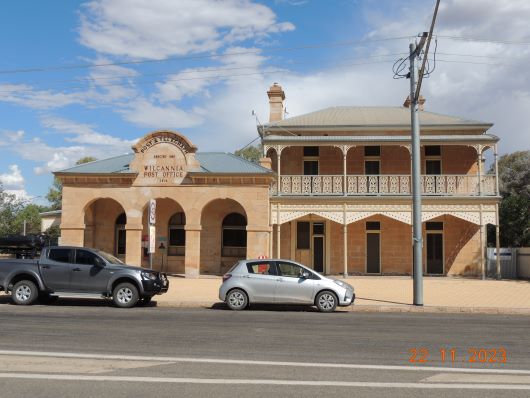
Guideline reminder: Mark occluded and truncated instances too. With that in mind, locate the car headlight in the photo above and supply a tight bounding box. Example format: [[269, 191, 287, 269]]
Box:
[[141, 271, 158, 281], [333, 280, 347, 288]]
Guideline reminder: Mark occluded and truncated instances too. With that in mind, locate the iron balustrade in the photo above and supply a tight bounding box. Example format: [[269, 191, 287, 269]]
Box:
[[270, 174, 497, 196]]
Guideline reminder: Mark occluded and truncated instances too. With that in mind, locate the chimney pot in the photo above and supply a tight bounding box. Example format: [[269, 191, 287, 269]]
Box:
[[267, 83, 285, 122]]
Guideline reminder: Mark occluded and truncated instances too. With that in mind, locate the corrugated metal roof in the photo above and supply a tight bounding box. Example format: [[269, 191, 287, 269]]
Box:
[[56, 152, 271, 175], [265, 106, 491, 128], [263, 134, 499, 143]]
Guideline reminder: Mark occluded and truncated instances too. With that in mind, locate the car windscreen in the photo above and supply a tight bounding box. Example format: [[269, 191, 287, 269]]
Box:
[[96, 250, 124, 265]]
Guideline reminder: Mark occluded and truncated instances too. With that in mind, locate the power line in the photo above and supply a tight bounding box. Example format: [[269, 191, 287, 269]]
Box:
[[0, 58, 402, 95], [1, 52, 406, 88], [0, 36, 412, 75], [439, 35, 530, 45]]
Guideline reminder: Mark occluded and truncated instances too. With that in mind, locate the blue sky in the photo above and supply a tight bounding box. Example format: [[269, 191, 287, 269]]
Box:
[[0, 0, 529, 204]]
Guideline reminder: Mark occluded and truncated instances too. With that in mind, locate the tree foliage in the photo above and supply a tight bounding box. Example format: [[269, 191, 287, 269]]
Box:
[[234, 145, 262, 163], [0, 185, 44, 237], [45, 156, 97, 210], [0, 185, 25, 236], [490, 150, 530, 247]]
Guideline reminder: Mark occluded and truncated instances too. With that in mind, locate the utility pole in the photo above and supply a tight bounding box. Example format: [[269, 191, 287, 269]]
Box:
[[408, 0, 440, 306]]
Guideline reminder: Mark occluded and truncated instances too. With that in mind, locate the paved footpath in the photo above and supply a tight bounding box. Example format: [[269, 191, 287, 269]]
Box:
[[157, 276, 530, 315]]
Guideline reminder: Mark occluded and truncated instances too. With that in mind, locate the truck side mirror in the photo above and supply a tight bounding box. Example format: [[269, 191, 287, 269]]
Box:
[[94, 257, 105, 268]]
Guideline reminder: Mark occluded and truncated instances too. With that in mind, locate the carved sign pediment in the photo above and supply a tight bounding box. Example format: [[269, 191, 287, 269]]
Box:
[[130, 130, 199, 186]]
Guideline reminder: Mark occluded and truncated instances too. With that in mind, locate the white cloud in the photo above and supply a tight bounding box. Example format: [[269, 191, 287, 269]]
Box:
[[79, 0, 294, 59], [40, 115, 136, 147], [0, 84, 84, 110], [0, 164, 25, 189], [119, 99, 205, 129]]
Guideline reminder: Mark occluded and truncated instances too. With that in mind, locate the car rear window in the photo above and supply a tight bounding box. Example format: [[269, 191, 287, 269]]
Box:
[[246, 261, 275, 275]]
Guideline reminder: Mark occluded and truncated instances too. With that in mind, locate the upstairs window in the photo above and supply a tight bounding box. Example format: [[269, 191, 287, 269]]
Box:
[[364, 146, 381, 157]]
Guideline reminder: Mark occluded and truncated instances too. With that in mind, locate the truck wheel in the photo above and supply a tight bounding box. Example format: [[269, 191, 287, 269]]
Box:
[[112, 282, 139, 308], [12, 280, 38, 305]]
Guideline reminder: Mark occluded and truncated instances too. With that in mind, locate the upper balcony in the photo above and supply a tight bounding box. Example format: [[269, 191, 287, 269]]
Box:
[[271, 174, 497, 197], [262, 138, 500, 199]]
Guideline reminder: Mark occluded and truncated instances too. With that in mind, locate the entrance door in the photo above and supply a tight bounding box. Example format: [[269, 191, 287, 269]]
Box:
[[366, 233, 380, 274], [313, 236, 324, 273], [312, 222, 325, 273], [426, 233, 444, 274]]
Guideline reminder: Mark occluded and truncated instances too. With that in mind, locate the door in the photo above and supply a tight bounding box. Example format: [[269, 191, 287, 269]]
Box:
[[366, 233, 380, 274], [39, 248, 73, 290], [312, 222, 325, 273], [426, 233, 444, 274], [242, 261, 278, 303], [275, 261, 316, 304], [70, 249, 110, 292]]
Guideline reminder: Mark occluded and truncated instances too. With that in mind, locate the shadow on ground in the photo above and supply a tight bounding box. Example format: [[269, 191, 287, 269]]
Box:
[[210, 302, 350, 313], [0, 294, 158, 308]]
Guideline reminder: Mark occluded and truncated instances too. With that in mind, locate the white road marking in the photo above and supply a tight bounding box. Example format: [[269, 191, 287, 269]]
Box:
[[0, 349, 529, 375], [0, 373, 529, 389], [423, 373, 530, 384]]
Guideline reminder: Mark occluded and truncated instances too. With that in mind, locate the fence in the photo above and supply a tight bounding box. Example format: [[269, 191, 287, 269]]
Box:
[[486, 247, 530, 279]]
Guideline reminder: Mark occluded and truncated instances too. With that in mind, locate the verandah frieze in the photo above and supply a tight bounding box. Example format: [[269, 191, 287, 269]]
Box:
[[271, 203, 497, 226]]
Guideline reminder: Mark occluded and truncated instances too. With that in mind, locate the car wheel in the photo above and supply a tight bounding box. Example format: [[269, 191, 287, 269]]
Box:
[[12, 280, 38, 305], [112, 282, 139, 308], [226, 289, 248, 311], [315, 291, 338, 313]]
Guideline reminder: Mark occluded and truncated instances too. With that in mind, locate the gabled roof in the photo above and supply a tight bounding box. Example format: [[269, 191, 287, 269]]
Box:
[[265, 106, 492, 129], [55, 152, 271, 175]]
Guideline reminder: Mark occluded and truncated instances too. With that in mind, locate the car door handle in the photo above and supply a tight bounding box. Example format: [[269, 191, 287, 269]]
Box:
[[276, 278, 282, 282], [72, 268, 82, 272], [41, 265, 50, 269]]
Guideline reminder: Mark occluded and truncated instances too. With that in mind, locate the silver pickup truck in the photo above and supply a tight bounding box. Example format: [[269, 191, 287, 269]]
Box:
[[0, 246, 169, 308]]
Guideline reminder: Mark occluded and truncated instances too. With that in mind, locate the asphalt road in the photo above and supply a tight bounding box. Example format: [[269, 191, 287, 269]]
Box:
[[0, 296, 529, 397]]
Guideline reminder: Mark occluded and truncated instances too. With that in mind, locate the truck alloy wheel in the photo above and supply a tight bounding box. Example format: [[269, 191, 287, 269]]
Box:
[[112, 282, 139, 308], [12, 280, 38, 305]]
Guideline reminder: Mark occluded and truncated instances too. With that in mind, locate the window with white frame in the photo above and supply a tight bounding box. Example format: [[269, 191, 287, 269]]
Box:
[[168, 212, 186, 256]]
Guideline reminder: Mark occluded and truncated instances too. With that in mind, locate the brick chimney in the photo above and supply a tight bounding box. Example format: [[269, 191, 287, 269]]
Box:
[[267, 83, 285, 122], [403, 95, 426, 111]]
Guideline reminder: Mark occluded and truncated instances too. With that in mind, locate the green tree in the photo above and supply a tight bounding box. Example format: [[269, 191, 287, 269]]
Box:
[[234, 145, 262, 163], [0, 184, 25, 236], [489, 150, 530, 247], [13, 204, 42, 235], [45, 156, 97, 210]]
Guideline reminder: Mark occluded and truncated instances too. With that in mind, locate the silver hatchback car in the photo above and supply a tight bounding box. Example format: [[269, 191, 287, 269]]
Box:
[[219, 259, 355, 312]]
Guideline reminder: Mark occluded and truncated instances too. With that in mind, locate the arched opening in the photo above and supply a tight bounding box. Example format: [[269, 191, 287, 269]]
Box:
[[222, 213, 247, 258], [200, 199, 247, 275], [168, 212, 186, 257], [83, 198, 126, 257], [115, 212, 127, 257], [141, 198, 185, 273]]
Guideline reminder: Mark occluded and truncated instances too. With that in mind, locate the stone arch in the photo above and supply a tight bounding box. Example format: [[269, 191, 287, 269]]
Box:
[[200, 198, 248, 275], [140, 197, 186, 273], [83, 198, 126, 257]]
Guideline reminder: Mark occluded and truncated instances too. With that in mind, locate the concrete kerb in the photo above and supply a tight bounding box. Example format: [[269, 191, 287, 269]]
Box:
[[152, 299, 530, 316]]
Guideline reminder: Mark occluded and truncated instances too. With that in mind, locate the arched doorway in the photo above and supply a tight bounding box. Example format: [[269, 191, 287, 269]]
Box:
[[200, 199, 248, 275], [115, 212, 127, 259], [83, 198, 126, 257], [141, 198, 186, 273]]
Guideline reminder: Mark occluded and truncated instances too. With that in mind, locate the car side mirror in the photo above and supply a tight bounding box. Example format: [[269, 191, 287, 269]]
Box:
[[94, 257, 105, 268], [301, 271, 310, 279]]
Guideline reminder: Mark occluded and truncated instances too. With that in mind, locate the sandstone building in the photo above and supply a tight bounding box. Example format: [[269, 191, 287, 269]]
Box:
[[57, 84, 500, 277]]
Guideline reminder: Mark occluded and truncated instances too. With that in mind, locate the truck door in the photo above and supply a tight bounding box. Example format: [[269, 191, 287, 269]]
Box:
[[40, 248, 73, 291], [70, 249, 110, 293]]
